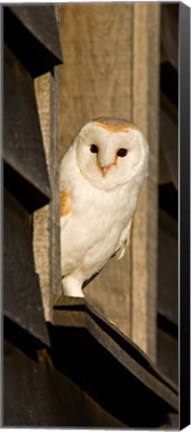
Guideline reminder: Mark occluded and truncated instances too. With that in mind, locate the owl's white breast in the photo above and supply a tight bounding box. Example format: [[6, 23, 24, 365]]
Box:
[[60, 145, 142, 279]]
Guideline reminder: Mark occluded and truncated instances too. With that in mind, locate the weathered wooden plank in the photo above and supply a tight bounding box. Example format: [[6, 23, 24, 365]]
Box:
[[33, 71, 62, 322], [131, 3, 160, 362], [33, 74, 52, 322], [49, 66, 62, 298], [4, 45, 51, 212], [4, 6, 63, 78], [4, 190, 50, 346]]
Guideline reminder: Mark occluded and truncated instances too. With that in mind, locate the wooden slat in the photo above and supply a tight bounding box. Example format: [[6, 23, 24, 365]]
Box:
[[4, 6, 63, 78], [4, 190, 50, 346], [131, 3, 160, 362], [33, 74, 52, 322], [4, 45, 51, 212], [33, 70, 62, 322]]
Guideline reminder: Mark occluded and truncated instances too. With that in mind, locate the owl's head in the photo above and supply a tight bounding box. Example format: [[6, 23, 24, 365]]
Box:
[[73, 117, 149, 190]]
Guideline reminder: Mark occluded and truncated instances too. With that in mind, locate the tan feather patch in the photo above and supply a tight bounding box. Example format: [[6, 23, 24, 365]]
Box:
[[94, 117, 136, 133], [60, 189, 72, 217]]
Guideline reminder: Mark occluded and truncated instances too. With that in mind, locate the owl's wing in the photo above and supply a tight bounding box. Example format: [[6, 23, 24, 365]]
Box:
[[59, 145, 75, 225], [60, 188, 73, 224], [114, 218, 133, 260], [60, 187, 76, 276], [84, 218, 133, 287]]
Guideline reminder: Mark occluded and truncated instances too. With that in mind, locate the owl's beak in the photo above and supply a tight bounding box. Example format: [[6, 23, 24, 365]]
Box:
[[101, 165, 111, 177], [100, 164, 114, 177], [98, 151, 116, 176]]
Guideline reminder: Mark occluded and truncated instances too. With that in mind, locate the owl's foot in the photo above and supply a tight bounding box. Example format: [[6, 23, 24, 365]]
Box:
[[62, 274, 84, 298]]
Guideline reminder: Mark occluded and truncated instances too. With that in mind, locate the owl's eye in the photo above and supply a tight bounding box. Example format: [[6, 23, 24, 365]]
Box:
[[117, 148, 128, 157], [90, 144, 99, 154]]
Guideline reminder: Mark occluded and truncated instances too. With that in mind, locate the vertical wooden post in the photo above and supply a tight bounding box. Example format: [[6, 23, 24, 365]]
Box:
[[33, 71, 62, 322], [131, 3, 160, 362], [33, 74, 52, 322]]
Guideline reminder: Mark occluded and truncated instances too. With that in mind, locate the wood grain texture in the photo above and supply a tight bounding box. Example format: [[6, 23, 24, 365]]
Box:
[[58, 3, 133, 160], [34, 70, 62, 322], [33, 74, 52, 322], [131, 3, 160, 362]]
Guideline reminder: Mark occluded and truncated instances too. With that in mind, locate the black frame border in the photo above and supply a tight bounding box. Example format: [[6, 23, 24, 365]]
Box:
[[179, 2, 190, 430]]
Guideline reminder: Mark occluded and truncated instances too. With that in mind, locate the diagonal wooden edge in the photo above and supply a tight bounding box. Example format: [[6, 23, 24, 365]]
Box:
[[53, 295, 178, 412]]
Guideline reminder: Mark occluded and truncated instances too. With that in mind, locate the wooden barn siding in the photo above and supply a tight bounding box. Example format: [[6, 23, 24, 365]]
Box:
[[4, 314, 178, 428], [34, 70, 62, 322], [4, 5, 63, 425], [58, 3, 160, 362]]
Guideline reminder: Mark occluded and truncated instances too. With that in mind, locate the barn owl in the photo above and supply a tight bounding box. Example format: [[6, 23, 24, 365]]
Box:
[[60, 117, 148, 297]]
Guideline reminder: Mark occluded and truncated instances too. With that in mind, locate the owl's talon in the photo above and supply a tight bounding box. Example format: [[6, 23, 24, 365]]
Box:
[[62, 276, 84, 298]]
